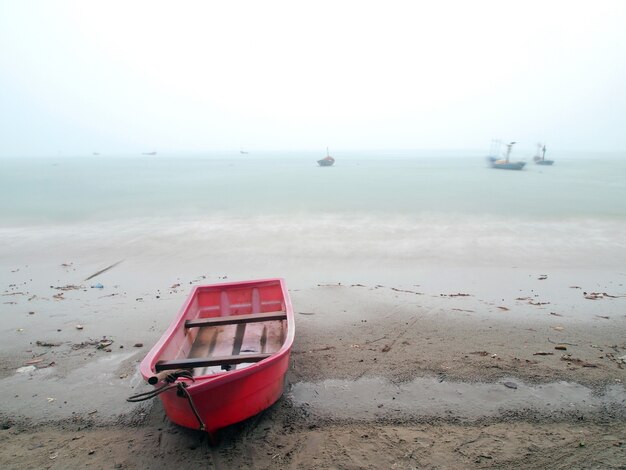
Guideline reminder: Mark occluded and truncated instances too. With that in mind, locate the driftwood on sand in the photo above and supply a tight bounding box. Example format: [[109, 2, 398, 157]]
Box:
[[84, 260, 124, 281]]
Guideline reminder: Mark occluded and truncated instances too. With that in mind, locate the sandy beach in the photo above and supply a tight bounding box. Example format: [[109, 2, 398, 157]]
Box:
[[1, 221, 625, 469]]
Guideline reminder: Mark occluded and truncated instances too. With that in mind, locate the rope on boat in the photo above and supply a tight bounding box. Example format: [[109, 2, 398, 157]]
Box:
[[126, 370, 206, 431]]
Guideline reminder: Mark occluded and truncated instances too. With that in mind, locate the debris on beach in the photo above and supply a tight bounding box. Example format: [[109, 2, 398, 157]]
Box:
[[16, 365, 37, 374], [560, 355, 599, 367], [391, 287, 423, 295], [98, 293, 119, 298], [529, 300, 550, 306], [441, 293, 471, 297], [25, 358, 44, 365], [71, 338, 114, 350], [497, 306, 509, 311], [470, 351, 490, 356], [503, 381, 518, 389], [133, 343, 143, 348], [584, 292, 622, 300], [84, 260, 124, 281], [2, 291, 26, 296], [76, 324, 84, 330], [550, 312, 563, 317], [52, 284, 82, 291], [533, 351, 554, 356], [36, 340, 61, 347], [52, 293, 65, 300], [554, 345, 567, 351], [90, 283, 104, 289], [96, 339, 114, 349], [538, 275, 548, 280], [552, 326, 565, 331]]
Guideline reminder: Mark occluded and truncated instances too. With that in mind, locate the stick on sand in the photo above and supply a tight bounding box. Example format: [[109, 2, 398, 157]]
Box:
[[85, 260, 124, 281]]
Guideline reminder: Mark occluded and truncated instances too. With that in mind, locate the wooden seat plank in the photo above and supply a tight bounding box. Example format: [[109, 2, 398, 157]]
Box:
[[185, 311, 286, 328], [155, 353, 272, 372]]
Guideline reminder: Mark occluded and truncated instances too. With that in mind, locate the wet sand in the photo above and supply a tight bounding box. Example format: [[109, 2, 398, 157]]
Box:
[[1, 234, 626, 468]]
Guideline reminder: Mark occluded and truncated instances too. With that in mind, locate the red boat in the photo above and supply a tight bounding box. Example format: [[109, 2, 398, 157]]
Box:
[[132, 279, 294, 437]]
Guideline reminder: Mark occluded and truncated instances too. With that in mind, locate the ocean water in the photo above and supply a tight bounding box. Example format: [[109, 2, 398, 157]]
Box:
[[2, 151, 625, 223], [1, 151, 625, 269]]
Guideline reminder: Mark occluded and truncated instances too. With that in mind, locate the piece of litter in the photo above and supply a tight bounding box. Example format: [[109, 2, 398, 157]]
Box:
[[503, 382, 518, 389], [16, 365, 36, 374], [554, 345, 567, 351], [47, 397, 55, 403], [76, 324, 84, 330], [25, 358, 44, 365], [91, 283, 104, 289]]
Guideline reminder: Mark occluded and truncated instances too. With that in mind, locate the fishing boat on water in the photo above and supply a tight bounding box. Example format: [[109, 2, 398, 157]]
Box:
[[533, 143, 554, 165], [129, 279, 294, 439], [317, 147, 335, 166], [487, 141, 526, 170]]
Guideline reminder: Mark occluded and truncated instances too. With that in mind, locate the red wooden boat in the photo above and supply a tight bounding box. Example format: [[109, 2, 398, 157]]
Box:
[[132, 279, 294, 437]]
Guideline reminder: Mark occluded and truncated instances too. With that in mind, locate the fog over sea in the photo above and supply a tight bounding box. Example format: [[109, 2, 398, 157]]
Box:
[[2, 150, 625, 270]]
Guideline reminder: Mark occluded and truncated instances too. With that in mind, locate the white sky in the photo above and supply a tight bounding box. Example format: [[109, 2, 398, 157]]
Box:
[[1, 0, 625, 156]]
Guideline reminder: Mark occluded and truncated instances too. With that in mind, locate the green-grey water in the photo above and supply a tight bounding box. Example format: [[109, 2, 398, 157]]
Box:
[[2, 151, 625, 225]]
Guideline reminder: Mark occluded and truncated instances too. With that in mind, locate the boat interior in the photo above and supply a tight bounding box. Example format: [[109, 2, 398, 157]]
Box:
[[154, 281, 288, 377]]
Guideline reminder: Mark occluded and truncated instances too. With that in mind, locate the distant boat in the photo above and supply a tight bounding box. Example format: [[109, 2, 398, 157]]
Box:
[[533, 143, 554, 165], [487, 141, 526, 170], [142, 151, 157, 156], [317, 147, 335, 167]]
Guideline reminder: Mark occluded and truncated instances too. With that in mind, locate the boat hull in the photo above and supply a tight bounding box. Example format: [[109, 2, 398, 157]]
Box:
[[138, 278, 294, 435], [536, 160, 554, 165], [487, 156, 526, 170], [158, 349, 290, 433], [491, 162, 526, 170]]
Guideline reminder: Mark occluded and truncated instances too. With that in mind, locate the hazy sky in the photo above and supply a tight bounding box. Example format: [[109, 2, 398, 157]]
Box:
[[1, 0, 625, 156]]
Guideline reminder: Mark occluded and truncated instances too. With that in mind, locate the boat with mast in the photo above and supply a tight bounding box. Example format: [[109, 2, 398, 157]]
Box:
[[487, 140, 526, 170], [533, 143, 554, 165], [317, 147, 335, 167]]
